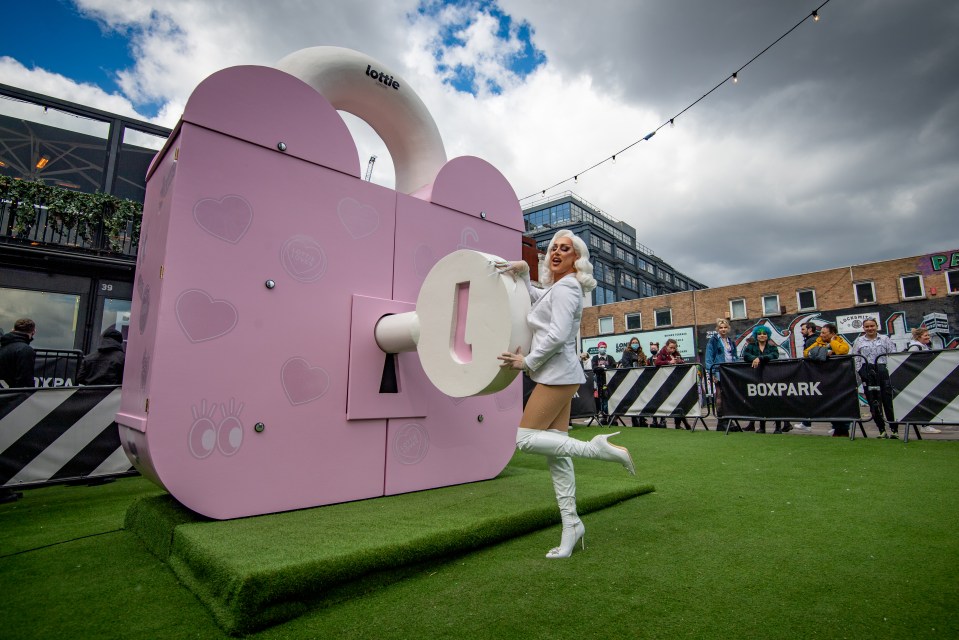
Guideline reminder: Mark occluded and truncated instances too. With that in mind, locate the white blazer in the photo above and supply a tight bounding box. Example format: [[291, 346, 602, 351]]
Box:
[[521, 272, 586, 385]]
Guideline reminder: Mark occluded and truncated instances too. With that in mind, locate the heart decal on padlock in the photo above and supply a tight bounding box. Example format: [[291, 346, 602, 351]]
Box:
[[175, 289, 239, 343], [281, 357, 331, 406], [193, 195, 253, 244], [337, 197, 380, 239]]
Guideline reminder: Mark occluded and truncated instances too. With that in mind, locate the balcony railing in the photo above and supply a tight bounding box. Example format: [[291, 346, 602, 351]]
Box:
[[0, 177, 141, 259]]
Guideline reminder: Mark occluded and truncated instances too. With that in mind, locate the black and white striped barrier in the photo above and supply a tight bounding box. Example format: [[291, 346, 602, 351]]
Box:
[[606, 364, 703, 424], [887, 349, 959, 442], [0, 386, 134, 489]]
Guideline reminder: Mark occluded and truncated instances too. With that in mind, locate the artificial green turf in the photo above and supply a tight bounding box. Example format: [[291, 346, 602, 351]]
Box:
[[126, 463, 652, 634], [2, 428, 958, 640]]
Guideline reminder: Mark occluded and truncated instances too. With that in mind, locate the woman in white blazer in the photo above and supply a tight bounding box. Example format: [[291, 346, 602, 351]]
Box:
[[497, 229, 635, 559]]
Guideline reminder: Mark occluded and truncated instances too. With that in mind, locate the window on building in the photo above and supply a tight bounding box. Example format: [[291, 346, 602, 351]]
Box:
[[602, 239, 612, 254], [625, 312, 641, 331], [729, 298, 747, 320], [590, 235, 602, 250], [854, 281, 876, 305], [797, 288, 817, 311], [615, 246, 626, 261], [620, 273, 636, 290], [654, 308, 672, 327], [598, 316, 614, 334], [899, 274, 925, 300], [762, 294, 781, 316], [0, 287, 82, 351], [624, 252, 635, 265], [947, 270, 959, 294]]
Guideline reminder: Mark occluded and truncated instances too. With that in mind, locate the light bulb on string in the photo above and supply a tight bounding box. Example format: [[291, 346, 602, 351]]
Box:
[[612, 155, 617, 165], [669, 118, 675, 128], [732, 72, 739, 84], [812, 10, 820, 21], [574, 175, 578, 184]]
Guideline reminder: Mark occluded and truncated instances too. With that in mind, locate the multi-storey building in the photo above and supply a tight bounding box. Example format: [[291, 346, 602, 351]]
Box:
[[521, 192, 706, 307], [0, 83, 169, 355], [580, 250, 959, 362]]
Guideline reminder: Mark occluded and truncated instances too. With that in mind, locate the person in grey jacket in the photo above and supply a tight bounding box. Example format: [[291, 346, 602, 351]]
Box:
[[496, 229, 635, 559]]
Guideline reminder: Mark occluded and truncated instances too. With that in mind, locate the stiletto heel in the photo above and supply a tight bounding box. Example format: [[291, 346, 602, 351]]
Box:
[[590, 432, 635, 475], [546, 521, 585, 559]]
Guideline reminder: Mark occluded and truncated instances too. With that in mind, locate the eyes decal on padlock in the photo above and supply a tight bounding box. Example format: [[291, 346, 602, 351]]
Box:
[[216, 399, 245, 456], [193, 195, 253, 244], [188, 401, 218, 460], [280, 357, 331, 406], [280, 235, 327, 283], [187, 399, 245, 459], [175, 289, 239, 343], [336, 197, 380, 239]]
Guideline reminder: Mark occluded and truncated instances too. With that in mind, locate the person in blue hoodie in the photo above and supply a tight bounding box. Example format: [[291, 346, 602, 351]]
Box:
[[704, 318, 737, 432]]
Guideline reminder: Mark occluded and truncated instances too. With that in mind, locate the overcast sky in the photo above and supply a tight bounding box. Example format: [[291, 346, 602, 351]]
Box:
[[3, 0, 957, 287]]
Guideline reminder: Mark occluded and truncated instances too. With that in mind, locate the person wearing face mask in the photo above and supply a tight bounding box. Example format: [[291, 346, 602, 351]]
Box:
[[591, 342, 617, 424], [496, 230, 635, 560], [619, 338, 648, 427], [704, 319, 737, 432]]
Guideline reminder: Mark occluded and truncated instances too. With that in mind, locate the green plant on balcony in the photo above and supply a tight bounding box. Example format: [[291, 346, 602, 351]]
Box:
[[0, 175, 143, 253]]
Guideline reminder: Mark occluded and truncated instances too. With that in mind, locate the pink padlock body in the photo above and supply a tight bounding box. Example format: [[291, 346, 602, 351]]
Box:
[[117, 65, 525, 519]]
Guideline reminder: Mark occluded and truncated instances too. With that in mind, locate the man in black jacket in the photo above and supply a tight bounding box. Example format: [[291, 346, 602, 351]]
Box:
[[78, 328, 126, 385], [591, 342, 617, 424], [0, 318, 37, 503], [0, 318, 37, 388]]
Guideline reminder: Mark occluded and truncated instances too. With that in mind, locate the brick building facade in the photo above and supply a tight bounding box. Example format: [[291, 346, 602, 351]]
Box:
[[581, 249, 959, 363]]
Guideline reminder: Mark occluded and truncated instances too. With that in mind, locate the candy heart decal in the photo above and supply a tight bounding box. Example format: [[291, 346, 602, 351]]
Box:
[[175, 289, 239, 343], [393, 423, 429, 465], [280, 235, 327, 283], [337, 197, 380, 239], [281, 357, 331, 406], [193, 195, 253, 243]]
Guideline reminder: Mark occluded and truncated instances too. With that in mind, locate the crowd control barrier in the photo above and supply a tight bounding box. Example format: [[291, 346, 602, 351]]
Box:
[[606, 363, 706, 429], [522, 371, 600, 422], [0, 385, 135, 489], [886, 349, 959, 442], [714, 357, 862, 437]]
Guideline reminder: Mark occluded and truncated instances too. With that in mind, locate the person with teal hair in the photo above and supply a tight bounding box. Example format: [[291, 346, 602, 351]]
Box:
[[741, 326, 784, 433]]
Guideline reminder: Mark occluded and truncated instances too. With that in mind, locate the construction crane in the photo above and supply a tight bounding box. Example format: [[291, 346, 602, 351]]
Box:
[[364, 155, 377, 181]]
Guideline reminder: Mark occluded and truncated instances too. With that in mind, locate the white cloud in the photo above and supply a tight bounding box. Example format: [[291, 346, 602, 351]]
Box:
[[3, 0, 957, 289]]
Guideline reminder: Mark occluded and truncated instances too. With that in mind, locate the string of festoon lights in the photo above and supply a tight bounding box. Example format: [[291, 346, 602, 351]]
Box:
[[519, 0, 832, 202]]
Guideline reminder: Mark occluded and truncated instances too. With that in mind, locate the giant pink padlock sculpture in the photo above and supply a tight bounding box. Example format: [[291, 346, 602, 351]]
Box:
[[116, 47, 532, 519]]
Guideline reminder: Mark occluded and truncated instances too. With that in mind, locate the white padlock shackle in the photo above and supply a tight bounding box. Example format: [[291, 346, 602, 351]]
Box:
[[277, 46, 448, 194]]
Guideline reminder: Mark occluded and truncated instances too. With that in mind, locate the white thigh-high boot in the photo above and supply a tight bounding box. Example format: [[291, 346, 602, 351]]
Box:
[[516, 428, 635, 475], [545, 430, 584, 559]]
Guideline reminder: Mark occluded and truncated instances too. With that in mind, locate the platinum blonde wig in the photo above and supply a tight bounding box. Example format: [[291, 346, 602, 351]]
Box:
[[539, 229, 597, 293]]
